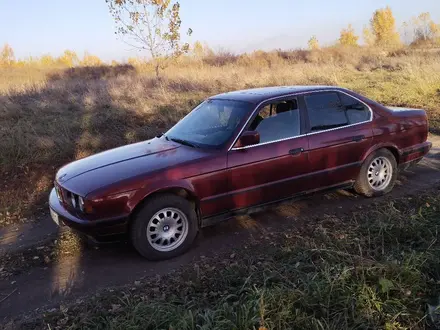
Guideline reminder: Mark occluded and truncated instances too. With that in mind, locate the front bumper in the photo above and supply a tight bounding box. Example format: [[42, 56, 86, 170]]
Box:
[[49, 188, 129, 238]]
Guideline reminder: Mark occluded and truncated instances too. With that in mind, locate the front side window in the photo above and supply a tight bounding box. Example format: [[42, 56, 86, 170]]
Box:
[[166, 99, 252, 148], [249, 99, 300, 144]]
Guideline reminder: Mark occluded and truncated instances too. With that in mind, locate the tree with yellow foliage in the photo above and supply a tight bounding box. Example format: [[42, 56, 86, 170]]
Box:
[[81, 52, 103, 66], [0, 43, 15, 65], [58, 50, 79, 67], [363, 26, 375, 46], [430, 21, 440, 45], [339, 24, 359, 46], [192, 41, 204, 58], [191, 41, 214, 58], [369, 7, 400, 47], [411, 12, 440, 46], [308, 36, 320, 50], [40, 54, 56, 66], [127, 57, 143, 66]]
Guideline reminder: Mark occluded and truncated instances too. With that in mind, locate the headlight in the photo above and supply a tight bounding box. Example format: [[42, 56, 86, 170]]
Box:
[[71, 194, 77, 208], [78, 195, 93, 213], [55, 185, 63, 201], [78, 196, 85, 212]]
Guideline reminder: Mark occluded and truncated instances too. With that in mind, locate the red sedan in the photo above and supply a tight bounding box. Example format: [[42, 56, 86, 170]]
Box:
[[49, 86, 432, 260]]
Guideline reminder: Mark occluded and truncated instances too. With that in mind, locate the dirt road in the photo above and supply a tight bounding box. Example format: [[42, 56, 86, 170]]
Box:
[[1, 138, 439, 322]]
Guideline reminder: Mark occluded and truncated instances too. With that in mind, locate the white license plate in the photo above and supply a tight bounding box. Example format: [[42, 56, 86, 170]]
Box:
[[50, 208, 59, 226]]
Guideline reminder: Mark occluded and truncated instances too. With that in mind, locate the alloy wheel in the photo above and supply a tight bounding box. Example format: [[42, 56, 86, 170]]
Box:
[[367, 156, 393, 191], [146, 207, 189, 252]]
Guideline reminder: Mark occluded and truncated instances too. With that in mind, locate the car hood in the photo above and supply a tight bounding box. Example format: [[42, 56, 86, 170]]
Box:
[[56, 138, 181, 185], [57, 137, 219, 197]]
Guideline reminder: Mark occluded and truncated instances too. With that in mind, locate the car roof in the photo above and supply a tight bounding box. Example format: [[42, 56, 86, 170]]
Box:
[[211, 86, 344, 104]]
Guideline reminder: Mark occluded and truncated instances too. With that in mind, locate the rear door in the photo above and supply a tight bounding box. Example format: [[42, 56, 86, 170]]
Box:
[[226, 97, 311, 211], [303, 91, 373, 188]]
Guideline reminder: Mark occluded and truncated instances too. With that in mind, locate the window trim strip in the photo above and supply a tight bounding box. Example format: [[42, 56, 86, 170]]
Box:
[[229, 89, 373, 151]]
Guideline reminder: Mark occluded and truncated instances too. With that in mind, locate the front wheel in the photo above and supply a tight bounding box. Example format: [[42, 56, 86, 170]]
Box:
[[130, 194, 199, 260], [354, 149, 397, 197]]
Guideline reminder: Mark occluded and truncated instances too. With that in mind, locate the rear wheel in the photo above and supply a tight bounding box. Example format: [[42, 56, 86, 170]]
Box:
[[130, 194, 198, 260], [354, 149, 397, 197]]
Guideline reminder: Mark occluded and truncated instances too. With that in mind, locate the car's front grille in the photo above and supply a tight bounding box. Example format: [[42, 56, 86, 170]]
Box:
[[55, 182, 82, 212]]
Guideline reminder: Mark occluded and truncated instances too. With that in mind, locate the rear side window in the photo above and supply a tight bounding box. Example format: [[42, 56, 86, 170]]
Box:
[[339, 92, 371, 124], [305, 92, 371, 132], [305, 92, 348, 131]]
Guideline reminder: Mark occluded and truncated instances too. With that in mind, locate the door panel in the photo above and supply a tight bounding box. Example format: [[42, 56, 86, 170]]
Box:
[[307, 122, 373, 187], [227, 136, 310, 210]]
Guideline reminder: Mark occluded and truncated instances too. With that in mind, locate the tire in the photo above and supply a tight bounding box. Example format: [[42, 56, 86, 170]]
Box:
[[354, 149, 397, 197], [130, 194, 199, 261]]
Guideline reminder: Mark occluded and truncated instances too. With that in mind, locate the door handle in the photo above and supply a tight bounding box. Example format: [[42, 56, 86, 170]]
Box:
[[289, 148, 304, 156], [352, 135, 365, 142]]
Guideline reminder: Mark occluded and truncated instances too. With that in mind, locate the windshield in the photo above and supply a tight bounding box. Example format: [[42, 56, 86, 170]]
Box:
[[165, 99, 252, 148]]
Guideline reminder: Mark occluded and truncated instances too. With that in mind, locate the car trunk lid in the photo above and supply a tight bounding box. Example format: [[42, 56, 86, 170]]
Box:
[[387, 106, 427, 118]]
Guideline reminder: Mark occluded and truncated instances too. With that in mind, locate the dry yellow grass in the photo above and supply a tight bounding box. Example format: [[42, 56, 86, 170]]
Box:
[[0, 47, 439, 226]]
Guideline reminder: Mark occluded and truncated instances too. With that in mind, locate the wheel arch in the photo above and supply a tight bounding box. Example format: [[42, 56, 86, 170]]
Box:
[[129, 186, 202, 229], [361, 143, 401, 164]]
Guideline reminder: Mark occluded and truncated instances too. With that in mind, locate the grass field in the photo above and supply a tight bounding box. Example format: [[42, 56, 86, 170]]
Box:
[[17, 189, 440, 329], [1, 46, 440, 226]]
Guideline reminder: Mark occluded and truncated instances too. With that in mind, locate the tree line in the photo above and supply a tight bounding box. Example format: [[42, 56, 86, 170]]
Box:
[[1, 3, 439, 70], [309, 7, 439, 49], [0, 48, 103, 67]]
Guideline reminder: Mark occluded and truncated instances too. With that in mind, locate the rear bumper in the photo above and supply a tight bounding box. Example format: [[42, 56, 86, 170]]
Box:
[[400, 141, 432, 164], [49, 188, 128, 237]]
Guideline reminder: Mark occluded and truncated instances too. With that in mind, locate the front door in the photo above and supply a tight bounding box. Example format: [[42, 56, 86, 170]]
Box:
[[226, 97, 311, 211]]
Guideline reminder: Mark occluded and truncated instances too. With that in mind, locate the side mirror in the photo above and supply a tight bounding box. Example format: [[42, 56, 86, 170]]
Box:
[[234, 131, 260, 149]]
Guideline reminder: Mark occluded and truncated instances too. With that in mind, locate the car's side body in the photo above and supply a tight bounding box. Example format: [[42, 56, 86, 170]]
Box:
[[49, 86, 431, 241]]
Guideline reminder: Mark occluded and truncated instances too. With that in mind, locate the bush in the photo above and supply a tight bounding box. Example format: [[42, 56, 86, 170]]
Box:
[[202, 51, 238, 66]]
